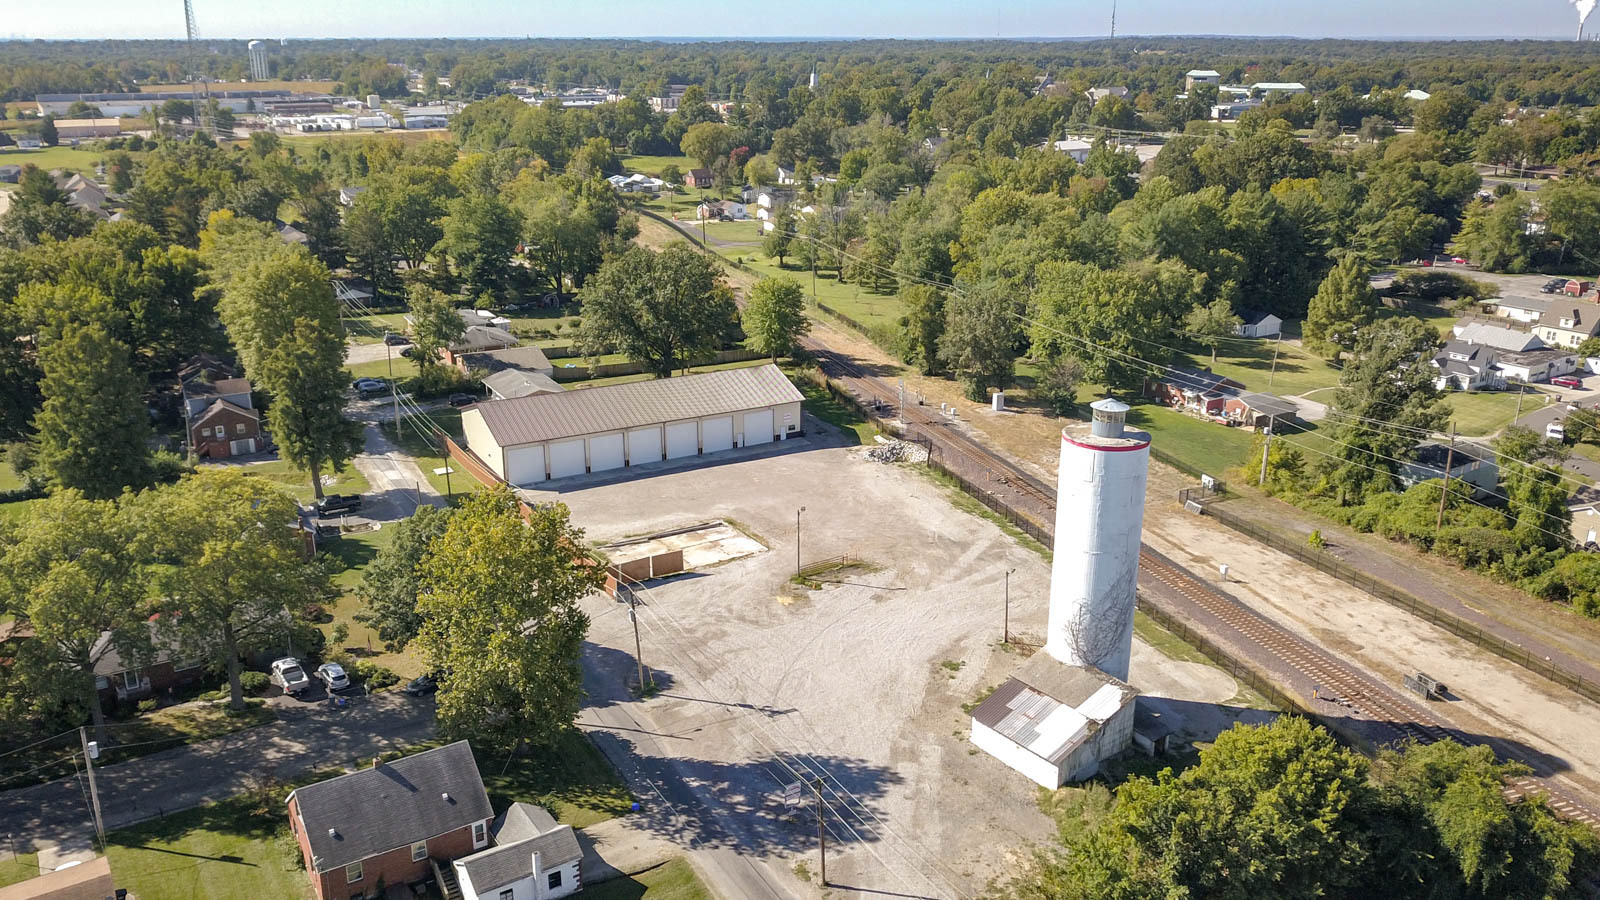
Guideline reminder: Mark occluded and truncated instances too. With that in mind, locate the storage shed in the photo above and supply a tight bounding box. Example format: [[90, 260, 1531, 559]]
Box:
[[461, 364, 804, 485]]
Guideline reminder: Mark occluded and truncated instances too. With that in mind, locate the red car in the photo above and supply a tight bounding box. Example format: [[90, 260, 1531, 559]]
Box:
[[1552, 376, 1583, 389]]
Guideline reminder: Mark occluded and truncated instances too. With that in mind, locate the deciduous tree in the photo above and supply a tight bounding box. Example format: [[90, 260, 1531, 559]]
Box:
[[741, 275, 809, 359], [938, 281, 1018, 401], [1304, 256, 1378, 361], [578, 244, 738, 377], [356, 505, 454, 651], [33, 320, 153, 498], [1183, 298, 1243, 363]]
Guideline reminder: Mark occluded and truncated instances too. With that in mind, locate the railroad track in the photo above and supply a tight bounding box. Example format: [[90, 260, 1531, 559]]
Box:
[[801, 340, 1600, 830]]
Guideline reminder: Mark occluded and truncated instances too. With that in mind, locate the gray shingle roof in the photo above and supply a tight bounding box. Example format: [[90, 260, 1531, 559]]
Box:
[[472, 364, 803, 448], [452, 325, 519, 353], [1235, 392, 1298, 418], [483, 368, 563, 400], [289, 741, 491, 873], [456, 803, 581, 893], [460, 345, 553, 375], [181, 376, 252, 400]]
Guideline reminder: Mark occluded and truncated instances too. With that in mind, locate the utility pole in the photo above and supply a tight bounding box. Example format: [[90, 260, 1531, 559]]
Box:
[[1515, 382, 1526, 419], [387, 341, 401, 427], [626, 587, 650, 692], [795, 506, 806, 577], [1435, 422, 1457, 532], [1259, 422, 1274, 486], [78, 728, 104, 850], [1004, 568, 1016, 644], [811, 778, 827, 886], [1268, 333, 1282, 388]]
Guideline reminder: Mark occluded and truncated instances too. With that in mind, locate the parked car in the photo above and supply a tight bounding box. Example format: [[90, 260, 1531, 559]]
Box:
[[1553, 375, 1583, 389], [1548, 420, 1567, 441], [316, 494, 363, 516], [353, 378, 387, 396], [316, 662, 350, 692], [1542, 278, 1568, 293], [402, 672, 440, 696], [270, 657, 311, 696], [400, 346, 418, 359], [383, 332, 409, 346], [448, 393, 476, 408], [1450, 256, 1468, 265]]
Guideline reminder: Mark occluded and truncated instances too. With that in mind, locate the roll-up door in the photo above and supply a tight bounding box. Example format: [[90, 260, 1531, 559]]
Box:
[[588, 434, 625, 472], [743, 410, 774, 445], [548, 439, 587, 479], [665, 422, 699, 459], [505, 445, 547, 484], [628, 427, 663, 464], [701, 417, 734, 453]]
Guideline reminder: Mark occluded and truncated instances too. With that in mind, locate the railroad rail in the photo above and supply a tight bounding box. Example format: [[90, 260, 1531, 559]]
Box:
[[800, 341, 1600, 830]]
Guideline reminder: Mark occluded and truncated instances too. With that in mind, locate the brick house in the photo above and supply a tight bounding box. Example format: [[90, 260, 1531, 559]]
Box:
[[287, 741, 494, 900], [1144, 367, 1245, 417], [92, 624, 205, 707], [442, 326, 520, 368], [683, 167, 713, 188], [182, 374, 263, 458]]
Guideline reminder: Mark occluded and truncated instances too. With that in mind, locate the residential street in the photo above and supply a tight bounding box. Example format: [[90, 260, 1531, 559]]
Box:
[[351, 422, 445, 521], [0, 692, 436, 849]]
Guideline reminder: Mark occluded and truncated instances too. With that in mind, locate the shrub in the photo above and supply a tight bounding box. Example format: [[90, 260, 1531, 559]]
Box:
[[1307, 529, 1325, 550], [405, 365, 475, 400], [137, 698, 158, 714], [239, 671, 270, 695], [352, 660, 400, 691]]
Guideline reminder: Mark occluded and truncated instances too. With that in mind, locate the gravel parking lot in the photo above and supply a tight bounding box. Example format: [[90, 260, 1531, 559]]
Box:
[[556, 422, 1271, 897]]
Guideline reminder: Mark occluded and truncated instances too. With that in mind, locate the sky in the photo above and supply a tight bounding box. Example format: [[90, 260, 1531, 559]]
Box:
[[5, 0, 1598, 42]]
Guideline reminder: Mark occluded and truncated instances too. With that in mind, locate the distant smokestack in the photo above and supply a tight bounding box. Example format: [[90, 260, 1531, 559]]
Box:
[[1577, 0, 1597, 39]]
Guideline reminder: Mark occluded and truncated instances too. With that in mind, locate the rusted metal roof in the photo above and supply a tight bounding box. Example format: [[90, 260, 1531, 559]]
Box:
[[473, 363, 803, 448]]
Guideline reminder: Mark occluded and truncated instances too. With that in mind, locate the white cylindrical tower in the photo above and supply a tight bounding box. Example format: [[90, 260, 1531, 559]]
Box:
[[1044, 398, 1150, 681]]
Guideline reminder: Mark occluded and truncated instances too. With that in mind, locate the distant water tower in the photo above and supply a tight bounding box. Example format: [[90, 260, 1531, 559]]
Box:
[[1044, 398, 1151, 682], [247, 40, 268, 81]]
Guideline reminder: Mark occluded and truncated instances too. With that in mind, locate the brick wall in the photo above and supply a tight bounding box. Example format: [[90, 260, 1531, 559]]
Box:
[[289, 795, 488, 900]]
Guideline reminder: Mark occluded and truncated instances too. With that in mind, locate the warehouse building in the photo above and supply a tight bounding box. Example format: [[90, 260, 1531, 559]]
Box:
[[461, 364, 804, 485]]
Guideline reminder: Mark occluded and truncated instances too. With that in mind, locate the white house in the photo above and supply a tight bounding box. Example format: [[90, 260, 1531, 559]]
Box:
[[1048, 138, 1093, 162], [1432, 341, 1501, 391], [1234, 309, 1283, 339], [1493, 296, 1551, 324], [1251, 82, 1308, 95], [1495, 348, 1579, 384], [1399, 443, 1498, 498], [1211, 100, 1263, 120], [776, 165, 796, 185], [1453, 320, 1548, 353], [453, 803, 581, 900]]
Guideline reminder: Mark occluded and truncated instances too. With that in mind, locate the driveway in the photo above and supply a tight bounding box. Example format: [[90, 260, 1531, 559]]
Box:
[[350, 422, 446, 522], [346, 338, 408, 367], [0, 692, 436, 849], [1512, 379, 1600, 486]]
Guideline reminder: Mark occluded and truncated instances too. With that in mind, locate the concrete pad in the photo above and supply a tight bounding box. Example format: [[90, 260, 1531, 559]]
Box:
[[600, 521, 767, 571], [34, 835, 94, 871]]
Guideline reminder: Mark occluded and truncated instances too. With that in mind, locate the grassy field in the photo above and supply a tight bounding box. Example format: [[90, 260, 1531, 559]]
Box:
[[0, 145, 107, 175], [1127, 403, 1256, 478], [783, 366, 879, 445], [0, 854, 41, 887], [621, 154, 698, 177], [268, 129, 451, 151], [319, 527, 430, 679], [586, 858, 713, 900], [1177, 340, 1343, 399], [238, 459, 370, 505], [1447, 390, 1549, 437]]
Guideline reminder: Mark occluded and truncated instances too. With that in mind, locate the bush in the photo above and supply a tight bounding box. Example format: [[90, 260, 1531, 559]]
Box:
[[1307, 529, 1325, 549], [404, 365, 476, 400], [1391, 270, 1492, 304], [352, 660, 400, 691], [239, 671, 270, 695], [137, 698, 158, 714]]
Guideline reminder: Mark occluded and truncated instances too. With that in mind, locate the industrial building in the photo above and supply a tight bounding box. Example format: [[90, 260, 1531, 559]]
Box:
[[460, 364, 804, 485], [35, 89, 307, 116], [53, 117, 121, 139], [970, 398, 1146, 787]]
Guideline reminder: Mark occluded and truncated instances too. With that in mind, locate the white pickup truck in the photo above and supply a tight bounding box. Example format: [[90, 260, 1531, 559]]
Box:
[[270, 657, 312, 696]]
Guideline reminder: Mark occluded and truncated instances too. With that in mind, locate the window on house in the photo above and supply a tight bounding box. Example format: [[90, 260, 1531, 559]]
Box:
[[346, 861, 363, 884], [120, 669, 139, 692], [472, 821, 487, 847], [548, 870, 563, 889], [411, 840, 427, 862], [236, 423, 247, 434], [499, 890, 513, 900]]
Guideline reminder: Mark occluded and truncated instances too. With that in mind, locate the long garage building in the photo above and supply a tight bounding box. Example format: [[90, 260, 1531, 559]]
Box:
[[461, 363, 805, 485]]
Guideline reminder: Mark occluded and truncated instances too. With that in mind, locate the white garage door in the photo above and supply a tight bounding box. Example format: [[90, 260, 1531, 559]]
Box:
[[665, 422, 699, 459], [628, 427, 663, 465], [743, 410, 774, 445], [505, 445, 546, 484], [702, 417, 734, 453], [588, 434, 625, 472], [548, 439, 587, 479]]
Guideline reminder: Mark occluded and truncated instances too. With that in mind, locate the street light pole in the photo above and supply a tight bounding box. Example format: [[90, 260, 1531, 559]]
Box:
[[1004, 568, 1016, 644], [795, 506, 807, 577]]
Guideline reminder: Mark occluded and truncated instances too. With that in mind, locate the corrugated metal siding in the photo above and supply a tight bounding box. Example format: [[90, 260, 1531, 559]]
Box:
[[477, 364, 804, 448]]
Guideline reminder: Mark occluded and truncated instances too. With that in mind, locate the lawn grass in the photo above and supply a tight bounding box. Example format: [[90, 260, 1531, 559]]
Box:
[[105, 776, 315, 900], [319, 527, 430, 679], [382, 406, 474, 499], [1377, 303, 1460, 336], [0, 145, 107, 175], [585, 858, 713, 900], [1177, 339, 1343, 399], [1127, 404, 1256, 478], [346, 356, 421, 382], [0, 854, 41, 887], [239, 458, 370, 505], [621, 154, 698, 177], [1446, 390, 1549, 437], [0, 463, 22, 492], [0, 498, 43, 522], [475, 730, 635, 828]]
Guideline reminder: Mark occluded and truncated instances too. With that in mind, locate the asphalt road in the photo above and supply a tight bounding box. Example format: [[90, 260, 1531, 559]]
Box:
[[0, 692, 436, 848]]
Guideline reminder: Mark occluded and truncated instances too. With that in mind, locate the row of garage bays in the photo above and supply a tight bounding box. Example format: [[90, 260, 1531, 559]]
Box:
[[460, 364, 806, 486]]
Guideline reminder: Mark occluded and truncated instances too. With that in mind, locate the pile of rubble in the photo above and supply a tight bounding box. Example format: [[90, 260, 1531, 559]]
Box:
[[867, 439, 928, 464]]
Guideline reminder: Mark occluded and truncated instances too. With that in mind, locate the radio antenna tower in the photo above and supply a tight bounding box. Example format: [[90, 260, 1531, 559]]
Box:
[[183, 0, 214, 135], [1110, 0, 1117, 37]]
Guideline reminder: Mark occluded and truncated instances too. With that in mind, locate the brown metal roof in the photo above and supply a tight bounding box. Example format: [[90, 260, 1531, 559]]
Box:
[[473, 363, 803, 448]]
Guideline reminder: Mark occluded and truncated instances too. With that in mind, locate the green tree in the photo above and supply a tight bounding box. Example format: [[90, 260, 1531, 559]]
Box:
[[741, 276, 810, 359], [659, 164, 683, 187], [0, 165, 96, 248], [578, 244, 738, 377], [1029, 260, 1197, 390], [938, 282, 1018, 401], [408, 285, 466, 370], [356, 505, 454, 651], [33, 321, 153, 498], [135, 470, 333, 711], [38, 116, 57, 147], [1032, 356, 1084, 417], [1451, 196, 1535, 273], [105, 150, 135, 193], [1304, 256, 1378, 361], [216, 249, 360, 499], [0, 491, 149, 744], [440, 193, 520, 300], [1183, 298, 1244, 363], [680, 121, 739, 169], [762, 207, 795, 266], [1493, 426, 1571, 551], [343, 198, 401, 303], [1539, 178, 1600, 268], [899, 285, 946, 375], [1320, 318, 1449, 504], [414, 487, 601, 749]]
